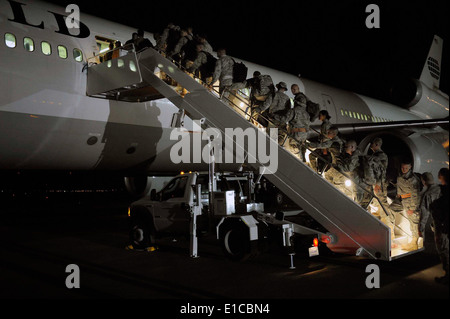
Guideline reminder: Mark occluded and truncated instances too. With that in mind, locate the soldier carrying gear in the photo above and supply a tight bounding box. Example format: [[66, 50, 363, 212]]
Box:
[[187, 43, 207, 75], [259, 82, 291, 141], [318, 110, 332, 143], [272, 84, 311, 162], [168, 28, 192, 62], [250, 74, 276, 127], [307, 127, 343, 172], [362, 138, 396, 246], [324, 140, 360, 200], [210, 48, 235, 96], [396, 160, 422, 251], [431, 168, 449, 284], [308, 110, 333, 171], [419, 172, 440, 239]]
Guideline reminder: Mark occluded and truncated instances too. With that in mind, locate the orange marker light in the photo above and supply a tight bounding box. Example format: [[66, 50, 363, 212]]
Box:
[[313, 238, 319, 247]]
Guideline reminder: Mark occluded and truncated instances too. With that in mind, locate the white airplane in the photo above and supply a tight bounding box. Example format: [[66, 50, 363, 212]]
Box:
[[0, 0, 448, 196]]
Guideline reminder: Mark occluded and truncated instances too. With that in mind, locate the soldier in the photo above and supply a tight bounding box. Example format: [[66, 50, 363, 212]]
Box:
[[396, 160, 422, 251], [168, 28, 190, 61], [197, 34, 214, 55], [431, 168, 449, 284], [318, 110, 332, 142], [210, 48, 235, 96], [307, 127, 344, 172], [256, 82, 291, 140], [187, 43, 207, 75], [324, 140, 360, 200], [272, 87, 311, 162], [155, 23, 174, 50], [308, 110, 333, 172], [135, 29, 153, 52], [250, 74, 275, 126], [254, 81, 290, 115], [419, 172, 439, 241], [363, 138, 395, 245]]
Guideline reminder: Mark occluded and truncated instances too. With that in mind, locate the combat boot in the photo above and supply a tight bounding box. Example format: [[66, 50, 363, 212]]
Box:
[[402, 237, 418, 251]]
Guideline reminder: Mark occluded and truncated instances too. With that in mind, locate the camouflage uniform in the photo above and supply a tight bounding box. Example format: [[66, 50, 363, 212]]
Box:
[[202, 40, 214, 55], [188, 51, 207, 74], [308, 118, 333, 173], [156, 25, 173, 50], [251, 75, 275, 120], [363, 149, 395, 240], [257, 90, 291, 114], [169, 34, 192, 59], [320, 118, 332, 143], [397, 169, 422, 245], [212, 54, 234, 95], [273, 101, 310, 162], [308, 135, 344, 172], [430, 185, 449, 280], [325, 149, 361, 200], [263, 90, 291, 141], [419, 184, 441, 235]]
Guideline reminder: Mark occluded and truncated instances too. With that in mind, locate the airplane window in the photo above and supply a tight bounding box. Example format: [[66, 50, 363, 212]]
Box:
[[58, 45, 67, 59], [23, 37, 34, 52], [160, 176, 188, 201], [356, 113, 360, 120], [341, 109, 344, 116], [5, 33, 16, 48], [344, 110, 348, 116], [73, 48, 83, 62], [41, 41, 52, 55]]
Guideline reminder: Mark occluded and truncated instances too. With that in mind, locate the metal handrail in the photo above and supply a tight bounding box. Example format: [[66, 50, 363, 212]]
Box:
[[152, 48, 396, 223], [87, 43, 136, 65]]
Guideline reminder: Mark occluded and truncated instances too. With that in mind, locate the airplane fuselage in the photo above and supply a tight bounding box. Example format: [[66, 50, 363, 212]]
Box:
[[0, 0, 448, 178]]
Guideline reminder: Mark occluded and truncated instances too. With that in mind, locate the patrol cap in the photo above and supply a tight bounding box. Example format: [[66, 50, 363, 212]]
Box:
[[421, 172, 434, 184], [277, 81, 288, 90]]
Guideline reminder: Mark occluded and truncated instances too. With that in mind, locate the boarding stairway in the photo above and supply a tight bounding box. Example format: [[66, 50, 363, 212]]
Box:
[[87, 46, 416, 261]]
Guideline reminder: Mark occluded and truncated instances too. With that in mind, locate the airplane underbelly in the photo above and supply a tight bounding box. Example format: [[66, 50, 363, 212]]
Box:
[[0, 110, 165, 171]]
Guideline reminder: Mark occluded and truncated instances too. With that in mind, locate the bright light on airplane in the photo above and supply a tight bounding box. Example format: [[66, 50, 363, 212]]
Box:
[[345, 180, 352, 188]]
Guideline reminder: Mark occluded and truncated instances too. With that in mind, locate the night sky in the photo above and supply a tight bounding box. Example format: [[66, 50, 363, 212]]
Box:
[[49, 0, 449, 104]]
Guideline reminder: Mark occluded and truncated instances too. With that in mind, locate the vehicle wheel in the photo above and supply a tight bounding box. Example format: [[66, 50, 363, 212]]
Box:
[[129, 214, 156, 250], [221, 222, 252, 262]]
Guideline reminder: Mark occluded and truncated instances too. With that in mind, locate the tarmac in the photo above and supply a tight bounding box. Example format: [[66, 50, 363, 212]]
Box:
[[0, 192, 448, 314]]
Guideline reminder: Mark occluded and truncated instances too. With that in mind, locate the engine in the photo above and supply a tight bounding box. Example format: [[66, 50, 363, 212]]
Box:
[[124, 176, 153, 198], [391, 78, 449, 119], [359, 129, 449, 183]]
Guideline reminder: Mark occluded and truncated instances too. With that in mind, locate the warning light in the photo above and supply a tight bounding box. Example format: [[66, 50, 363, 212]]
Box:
[[320, 235, 331, 244], [345, 179, 352, 187], [313, 238, 319, 247], [180, 171, 185, 175]]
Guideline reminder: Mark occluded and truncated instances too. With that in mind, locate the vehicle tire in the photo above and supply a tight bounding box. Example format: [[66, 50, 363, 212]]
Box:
[[129, 213, 156, 251], [221, 221, 252, 262]]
